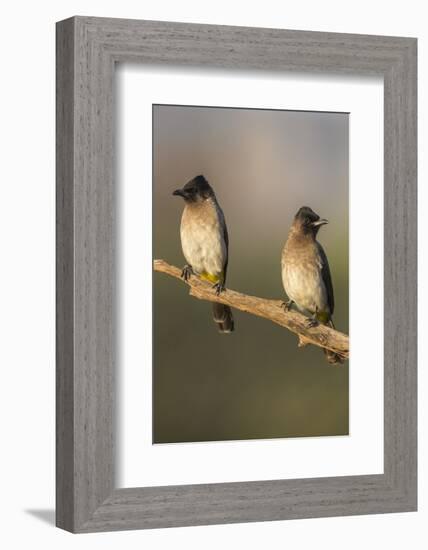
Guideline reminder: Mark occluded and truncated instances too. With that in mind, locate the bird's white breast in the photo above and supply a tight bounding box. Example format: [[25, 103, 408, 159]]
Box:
[[281, 239, 328, 315], [180, 200, 226, 277]]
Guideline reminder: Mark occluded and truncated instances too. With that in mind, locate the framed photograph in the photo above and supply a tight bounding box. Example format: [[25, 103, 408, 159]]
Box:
[[56, 16, 417, 533]]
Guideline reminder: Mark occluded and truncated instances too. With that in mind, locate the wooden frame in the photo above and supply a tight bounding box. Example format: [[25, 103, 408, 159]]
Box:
[[56, 16, 417, 533]]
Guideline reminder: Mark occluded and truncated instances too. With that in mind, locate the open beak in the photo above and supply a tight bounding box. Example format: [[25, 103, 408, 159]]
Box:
[[312, 218, 328, 227], [172, 188, 185, 197]]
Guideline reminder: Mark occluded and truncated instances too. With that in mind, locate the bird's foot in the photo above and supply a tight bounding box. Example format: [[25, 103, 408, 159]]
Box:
[[281, 299, 294, 312], [181, 265, 194, 282], [213, 281, 225, 296], [305, 317, 319, 329]]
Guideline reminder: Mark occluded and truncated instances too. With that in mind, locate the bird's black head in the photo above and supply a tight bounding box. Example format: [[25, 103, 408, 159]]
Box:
[[294, 206, 328, 236], [172, 175, 214, 203]]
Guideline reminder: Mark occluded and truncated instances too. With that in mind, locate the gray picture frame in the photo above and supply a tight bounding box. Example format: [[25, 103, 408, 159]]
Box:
[[56, 16, 417, 533]]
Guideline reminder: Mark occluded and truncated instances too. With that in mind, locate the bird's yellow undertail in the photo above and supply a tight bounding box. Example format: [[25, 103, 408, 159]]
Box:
[[200, 271, 221, 284], [316, 310, 330, 323]]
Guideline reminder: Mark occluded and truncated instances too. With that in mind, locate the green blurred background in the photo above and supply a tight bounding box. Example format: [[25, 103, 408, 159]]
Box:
[[153, 104, 349, 444]]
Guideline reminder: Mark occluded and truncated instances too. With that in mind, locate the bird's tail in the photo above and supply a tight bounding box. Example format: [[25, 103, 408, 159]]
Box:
[[212, 303, 234, 333], [323, 319, 344, 365], [323, 347, 344, 365]]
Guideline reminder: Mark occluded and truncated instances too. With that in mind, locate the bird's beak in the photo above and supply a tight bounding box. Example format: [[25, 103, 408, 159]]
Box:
[[312, 218, 328, 227], [172, 188, 185, 197]]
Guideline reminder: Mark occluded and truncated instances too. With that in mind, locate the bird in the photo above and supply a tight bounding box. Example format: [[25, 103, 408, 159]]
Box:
[[281, 206, 343, 364], [172, 175, 234, 333]]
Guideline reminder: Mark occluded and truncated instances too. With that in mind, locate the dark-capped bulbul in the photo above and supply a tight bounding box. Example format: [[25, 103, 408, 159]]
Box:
[[281, 206, 343, 364], [173, 175, 234, 333]]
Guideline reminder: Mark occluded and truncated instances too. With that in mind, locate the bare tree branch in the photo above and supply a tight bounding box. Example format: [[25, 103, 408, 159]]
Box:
[[154, 259, 349, 361]]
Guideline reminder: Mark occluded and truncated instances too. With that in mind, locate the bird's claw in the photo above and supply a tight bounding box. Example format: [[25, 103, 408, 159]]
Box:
[[213, 282, 225, 295], [181, 265, 193, 282], [281, 300, 293, 312], [305, 317, 319, 329]]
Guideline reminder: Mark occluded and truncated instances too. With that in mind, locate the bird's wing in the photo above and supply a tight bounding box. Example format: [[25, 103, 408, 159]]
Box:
[[316, 242, 334, 315], [217, 205, 229, 282]]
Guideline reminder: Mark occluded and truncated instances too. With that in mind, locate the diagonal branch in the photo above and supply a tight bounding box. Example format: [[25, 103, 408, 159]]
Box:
[[154, 259, 349, 361]]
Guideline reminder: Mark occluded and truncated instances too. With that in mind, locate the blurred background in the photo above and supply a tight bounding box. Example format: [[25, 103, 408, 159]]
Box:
[[153, 104, 349, 444]]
